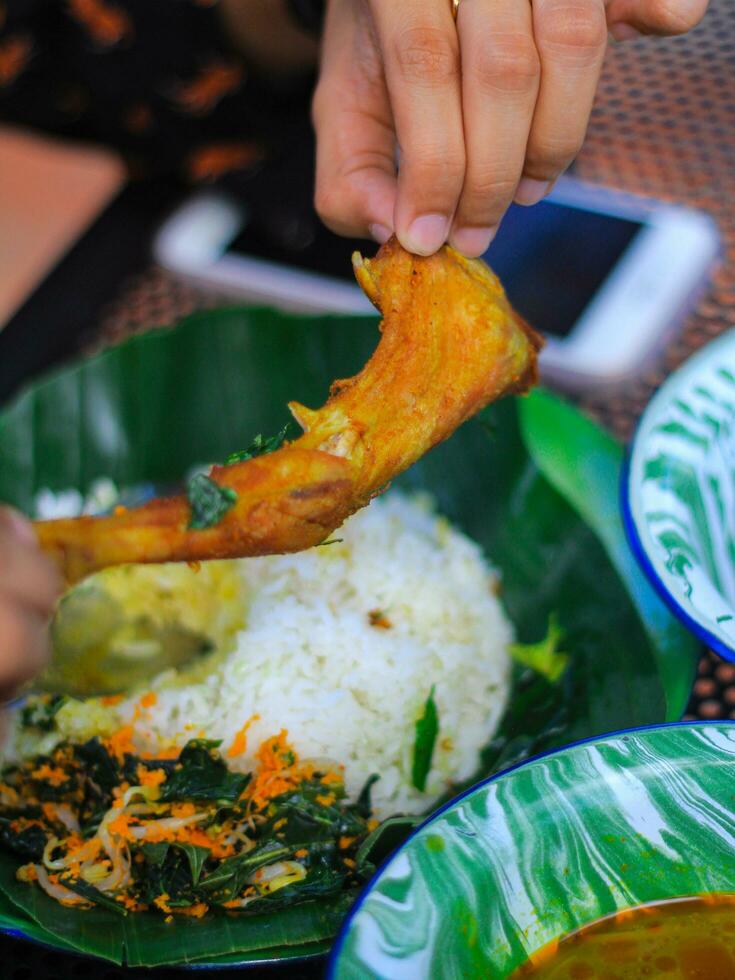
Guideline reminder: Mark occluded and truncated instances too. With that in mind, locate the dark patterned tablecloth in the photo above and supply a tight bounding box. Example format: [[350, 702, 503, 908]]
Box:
[[3, 3, 735, 977]]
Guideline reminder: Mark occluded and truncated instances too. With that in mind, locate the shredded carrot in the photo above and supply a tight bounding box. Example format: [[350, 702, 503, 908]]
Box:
[[29, 764, 68, 787], [316, 793, 335, 807], [255, 730, 295, 770], [294, 848, 308, 859], [338, 836, 356, 850], [112, 781, 131, 801], [17, 864, 38, 882], [154, 893, 173, 914], [140, 692, 157, 709], [227, 713, 260, 758], [136, 765, 166, 788], [108, 812, 135, 840], [170, 802, 196, 818], [116, 894, 147, 912], [173, 902, 209, 918], [138, 823, 173, 844], [101, 694, 123, 706], [41, 802, 57, 822], [245, 730, 304, 810], [105, 725, 136, 762], [183, 828, 214, 848], [0, 783, 20, 806], [62, 833, 85, 854], [141, 745, 180, 761], [321, 771, 343, 786]]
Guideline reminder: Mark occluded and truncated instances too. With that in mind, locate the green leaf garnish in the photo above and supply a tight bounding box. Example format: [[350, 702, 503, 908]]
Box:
[[225, 425, 292, 465], [411, 686, 439, 792], [509, 613, 569, 683], [187, 474, 237, 530]]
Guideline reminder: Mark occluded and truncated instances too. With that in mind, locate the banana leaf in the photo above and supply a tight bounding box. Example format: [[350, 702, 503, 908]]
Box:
[[0, 307, 697, 966]]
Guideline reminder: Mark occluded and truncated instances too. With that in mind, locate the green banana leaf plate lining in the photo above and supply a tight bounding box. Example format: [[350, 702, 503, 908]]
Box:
[[0, 307, 697, 967]]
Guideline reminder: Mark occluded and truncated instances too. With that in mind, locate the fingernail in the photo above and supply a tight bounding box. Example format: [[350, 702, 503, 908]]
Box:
[[610, 22, 643, 41], [403, 214, 450, 256], [369, 223, 393, 244], [0, 507, 36, 545], [514, 178, 552, 207], [450, 226, 497, 258]]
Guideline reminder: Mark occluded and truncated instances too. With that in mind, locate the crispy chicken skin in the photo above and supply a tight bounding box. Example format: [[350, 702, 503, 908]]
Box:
[[35, 238, 543, 585]]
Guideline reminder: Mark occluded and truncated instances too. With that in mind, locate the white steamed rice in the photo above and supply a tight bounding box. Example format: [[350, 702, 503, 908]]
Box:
[[15, 491, 513, 817]]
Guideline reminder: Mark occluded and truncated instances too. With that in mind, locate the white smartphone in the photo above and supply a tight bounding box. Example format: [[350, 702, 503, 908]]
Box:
[[153, 176, 720, 391]]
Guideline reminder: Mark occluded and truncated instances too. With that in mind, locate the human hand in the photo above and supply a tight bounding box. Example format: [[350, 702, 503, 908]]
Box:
[[313, 0, 708, 257], [0, 507, 61, 702]]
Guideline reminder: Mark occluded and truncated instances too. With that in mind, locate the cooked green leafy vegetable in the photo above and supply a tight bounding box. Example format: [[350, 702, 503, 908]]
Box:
[[225, 425, 293, 465], [19, 695, 66, 732], [354, 815, 420, 878], [412, 686, 439, 792], [187, 473, 237, 530], [509, 613, 569, 683], [0, 730, 379, 925], [156, 739, 250, 803]]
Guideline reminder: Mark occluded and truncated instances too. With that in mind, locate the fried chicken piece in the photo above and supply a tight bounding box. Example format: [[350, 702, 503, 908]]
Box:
[[35, 238, 543, 585]]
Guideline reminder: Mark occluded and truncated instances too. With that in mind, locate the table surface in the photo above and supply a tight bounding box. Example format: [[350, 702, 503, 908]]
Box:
[[3, 2, 735, 976]]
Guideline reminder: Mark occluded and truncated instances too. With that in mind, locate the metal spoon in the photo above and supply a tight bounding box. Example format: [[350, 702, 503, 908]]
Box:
[[35, 585, 213, 700]]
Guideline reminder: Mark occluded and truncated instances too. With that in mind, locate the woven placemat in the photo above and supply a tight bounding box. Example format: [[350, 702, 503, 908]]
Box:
[[4, 4, 734, 976]]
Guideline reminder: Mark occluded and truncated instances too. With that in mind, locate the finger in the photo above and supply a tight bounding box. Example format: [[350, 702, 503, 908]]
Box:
[[0, 597, 50, 701], [313, 0, 397, 241], [450, 0, 540, 256], [519, 0, 608, 202], [0, 512, 62, 616], [605, 0, 708, 39], [370, 0, 465, 255]]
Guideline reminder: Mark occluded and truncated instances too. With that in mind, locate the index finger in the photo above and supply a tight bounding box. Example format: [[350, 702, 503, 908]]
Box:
[[369, 0, 465, 255]]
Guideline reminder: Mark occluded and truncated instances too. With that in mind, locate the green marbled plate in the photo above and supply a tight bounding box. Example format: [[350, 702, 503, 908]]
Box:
[[624, 330, 735, 660], [330, 722, 735, 979]]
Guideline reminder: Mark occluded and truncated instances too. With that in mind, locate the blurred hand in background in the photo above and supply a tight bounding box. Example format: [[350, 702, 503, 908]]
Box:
[[0, 508, 60, 704]]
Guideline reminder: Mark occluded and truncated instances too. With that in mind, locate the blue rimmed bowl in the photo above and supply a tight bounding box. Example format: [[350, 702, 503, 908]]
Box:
[[329, 721, 735, 979], [623, 330, 735, 661]]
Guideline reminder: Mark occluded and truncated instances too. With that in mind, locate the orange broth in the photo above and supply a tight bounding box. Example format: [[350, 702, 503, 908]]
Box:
[[511, 894, 735, 979]]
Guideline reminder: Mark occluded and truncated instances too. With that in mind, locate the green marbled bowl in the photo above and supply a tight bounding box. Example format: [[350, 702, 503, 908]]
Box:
[[624, 330, 735, 661], [329, 722, 735, 979]]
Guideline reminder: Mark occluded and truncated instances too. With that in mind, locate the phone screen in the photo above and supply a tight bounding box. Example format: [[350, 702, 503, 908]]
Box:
[[227, 200, 643, 338]]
